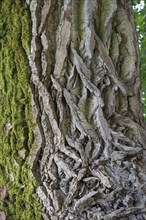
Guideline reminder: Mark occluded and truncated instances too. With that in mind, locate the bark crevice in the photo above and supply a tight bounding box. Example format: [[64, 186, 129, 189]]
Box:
[[27, 0, 146, 219]]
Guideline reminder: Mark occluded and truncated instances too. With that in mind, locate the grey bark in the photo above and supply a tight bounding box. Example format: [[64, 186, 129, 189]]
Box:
[[27, 0, 146, 219]]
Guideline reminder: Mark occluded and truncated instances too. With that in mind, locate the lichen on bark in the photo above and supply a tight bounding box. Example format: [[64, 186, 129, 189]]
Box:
[[28, 0, 146, 219], [1, 0, 146, 220]]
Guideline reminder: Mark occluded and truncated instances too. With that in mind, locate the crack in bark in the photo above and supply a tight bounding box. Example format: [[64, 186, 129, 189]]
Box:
[[27, 0, 146, 219]]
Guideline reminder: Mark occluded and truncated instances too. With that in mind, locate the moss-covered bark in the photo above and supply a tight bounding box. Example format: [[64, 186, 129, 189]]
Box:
[[0, 1, 42, 219]]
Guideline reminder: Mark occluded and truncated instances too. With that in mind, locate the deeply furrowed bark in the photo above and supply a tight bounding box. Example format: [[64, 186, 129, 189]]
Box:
[[1, 0, 146, 219], [26, 0, 146, 219], [27, 0, 146, 219]]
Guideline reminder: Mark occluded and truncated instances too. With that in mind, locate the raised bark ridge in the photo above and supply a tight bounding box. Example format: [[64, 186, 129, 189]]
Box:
[[29, 0, 146, 220], [27, 0, 146, 219]]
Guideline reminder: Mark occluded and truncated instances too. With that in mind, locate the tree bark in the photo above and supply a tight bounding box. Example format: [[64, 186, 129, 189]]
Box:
[[1, 0, 146, 219]]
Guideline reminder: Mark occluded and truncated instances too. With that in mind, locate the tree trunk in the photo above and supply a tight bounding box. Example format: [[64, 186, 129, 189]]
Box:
[[0, 0, 146, 219]]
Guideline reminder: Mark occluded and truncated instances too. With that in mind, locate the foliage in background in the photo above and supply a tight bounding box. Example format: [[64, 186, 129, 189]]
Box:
[[0, 0, 145, 219], [133, 0, 146, 117]]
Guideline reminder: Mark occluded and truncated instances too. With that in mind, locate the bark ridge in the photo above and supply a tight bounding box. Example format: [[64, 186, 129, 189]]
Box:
[[28, 0, 146, 219]]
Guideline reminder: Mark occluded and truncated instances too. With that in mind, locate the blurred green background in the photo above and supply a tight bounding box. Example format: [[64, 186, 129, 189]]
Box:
[[133, 0, 146, 118]]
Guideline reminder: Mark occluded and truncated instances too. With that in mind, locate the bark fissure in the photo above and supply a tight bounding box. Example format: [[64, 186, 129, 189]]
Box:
[[27, 0, 146, 219]]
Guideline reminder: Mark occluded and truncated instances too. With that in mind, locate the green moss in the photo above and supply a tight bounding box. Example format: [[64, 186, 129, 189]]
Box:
[[21, 9, 32, 56], [0, 0, 42, 219]]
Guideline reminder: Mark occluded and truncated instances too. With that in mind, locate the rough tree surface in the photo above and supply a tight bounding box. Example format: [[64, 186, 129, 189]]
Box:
[[0, 0, 146, 220]]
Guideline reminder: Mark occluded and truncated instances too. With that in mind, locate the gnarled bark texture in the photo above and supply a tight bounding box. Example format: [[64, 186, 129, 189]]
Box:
[[1, 0, 146, 219], [28, 0, 146, 219]]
